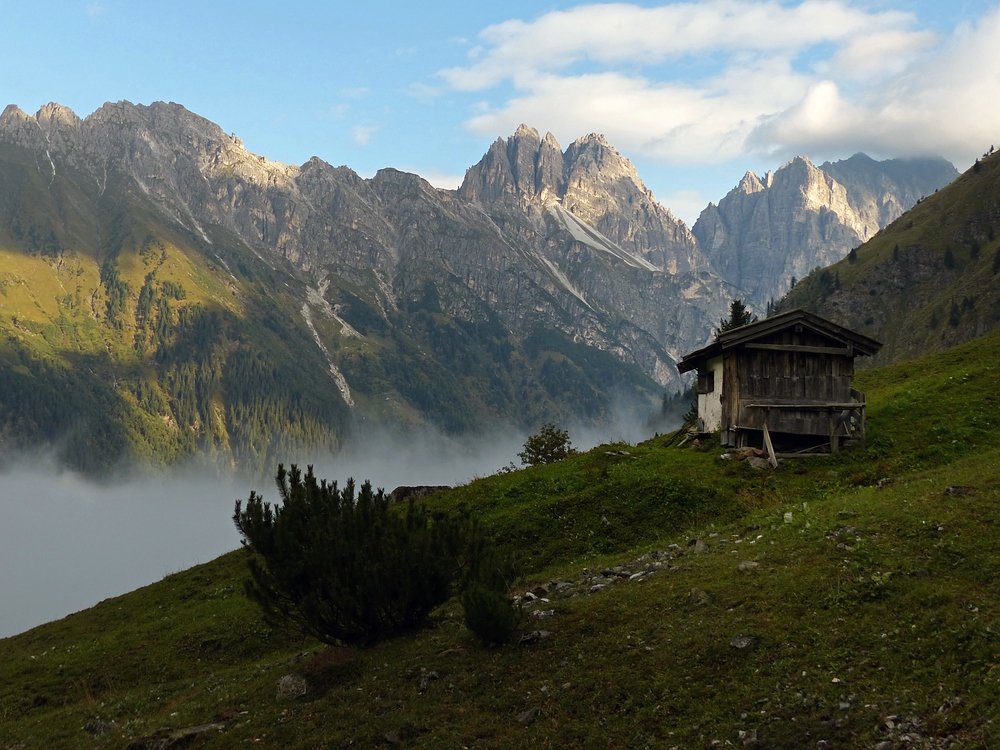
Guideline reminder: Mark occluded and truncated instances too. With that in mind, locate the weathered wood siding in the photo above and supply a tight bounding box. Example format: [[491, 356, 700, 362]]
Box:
[[733, 328, 854, 437], [721, 353, 740, 445]]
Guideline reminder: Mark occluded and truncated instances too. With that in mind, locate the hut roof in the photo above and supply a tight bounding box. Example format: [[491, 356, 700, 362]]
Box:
[[677, 309, 882, 374]]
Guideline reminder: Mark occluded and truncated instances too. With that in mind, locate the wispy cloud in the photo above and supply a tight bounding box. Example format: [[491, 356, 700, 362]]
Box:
[[329, 103, 350, 119], [440, 1, 919, 90], [353, 125, 378, 146], [407, 82, 444, 103], [439, 1, 997, 167], [86, 3, 106, 17]]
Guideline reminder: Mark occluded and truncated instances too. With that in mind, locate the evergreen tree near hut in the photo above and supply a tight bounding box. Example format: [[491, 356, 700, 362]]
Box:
[[718, 299, 756, 335]]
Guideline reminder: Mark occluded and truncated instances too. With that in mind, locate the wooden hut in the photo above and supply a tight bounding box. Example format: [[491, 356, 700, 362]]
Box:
[[677, 309, 882, 457]]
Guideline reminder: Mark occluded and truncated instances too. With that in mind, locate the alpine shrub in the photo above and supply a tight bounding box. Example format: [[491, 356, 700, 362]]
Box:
[[460, 543, 523, 647], [518, 423, 576, 466], [234, 464, 468, 646], [462, 584, 523, 647]]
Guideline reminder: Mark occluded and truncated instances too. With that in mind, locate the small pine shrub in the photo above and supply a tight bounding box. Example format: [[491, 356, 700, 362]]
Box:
[[944, 247, 956, 269], [234, 464, 473, 646], [993, 249, 1000, 275], [462, 584, 523, 647], [460, 535, 522, 647]]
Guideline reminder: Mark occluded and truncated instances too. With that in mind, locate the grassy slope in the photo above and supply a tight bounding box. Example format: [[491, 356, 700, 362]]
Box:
[[782, 149, 1000, 368], [0, 143, 665, 464], [0, 150, 355, 474], [3, 330, 1000, 748]]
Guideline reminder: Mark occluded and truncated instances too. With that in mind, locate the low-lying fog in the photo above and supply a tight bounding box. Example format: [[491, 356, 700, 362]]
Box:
[[0, 415, 668, 639]]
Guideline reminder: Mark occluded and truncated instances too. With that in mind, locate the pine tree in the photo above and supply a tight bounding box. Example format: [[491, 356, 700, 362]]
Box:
[[234, 465, 480, 645], [718, 299, 756, 334]]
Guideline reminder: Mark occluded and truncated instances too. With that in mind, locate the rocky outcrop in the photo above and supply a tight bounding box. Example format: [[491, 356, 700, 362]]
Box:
[[458, 124, 732, 377], [460, 125, 705, 275], [0, 101, 738, 457], [820, 152, 958, 232], [693, 155, 958, 307]]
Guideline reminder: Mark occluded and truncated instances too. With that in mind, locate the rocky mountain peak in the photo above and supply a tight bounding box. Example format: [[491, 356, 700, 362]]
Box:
[[0, 104, 28, 122], [460, 125, 705, 275], [513, 123, 540, 141], [563, 133, 639, 184], [737, 171, 765, 195], [536, 131, 564, 201], [35, 102, 81, 129], [694, 151, 957, 306]]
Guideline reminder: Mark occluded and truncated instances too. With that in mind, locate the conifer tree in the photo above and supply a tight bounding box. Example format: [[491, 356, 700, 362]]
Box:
[[236, 465, 455, 645], [718, 299, 756, 334], [234, 464, 516, 646]]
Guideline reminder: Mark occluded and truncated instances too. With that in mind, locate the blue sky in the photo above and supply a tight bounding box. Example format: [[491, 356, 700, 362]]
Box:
[[1, 0, 998, 224]]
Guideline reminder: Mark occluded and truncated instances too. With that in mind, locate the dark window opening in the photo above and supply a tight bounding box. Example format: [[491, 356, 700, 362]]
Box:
[[697, 370, 715, 394]]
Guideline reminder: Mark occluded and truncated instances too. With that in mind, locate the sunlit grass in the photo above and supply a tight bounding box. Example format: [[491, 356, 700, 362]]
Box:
[[3, 330, 1000, 747]]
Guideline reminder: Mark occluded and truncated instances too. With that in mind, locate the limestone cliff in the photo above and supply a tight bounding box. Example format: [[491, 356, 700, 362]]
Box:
[[0, 102, 734, 470], [693, 154, 958, 307]]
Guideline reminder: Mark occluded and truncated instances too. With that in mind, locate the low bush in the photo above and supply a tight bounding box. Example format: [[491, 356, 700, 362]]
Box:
[[234, 464, 465, 646]]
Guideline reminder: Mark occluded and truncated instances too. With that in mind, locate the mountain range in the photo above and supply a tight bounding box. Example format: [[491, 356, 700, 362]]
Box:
[[779, 147, 1000, 367], [0, 101, 959, 473]]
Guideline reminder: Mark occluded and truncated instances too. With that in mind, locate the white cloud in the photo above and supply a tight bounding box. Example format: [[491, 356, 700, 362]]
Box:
[[353, 125, 378, 146], [408, 169, 465, 190], [825, 29, 937, 77], [441, 1, 917, 91], [465, 61, 812, 165], [752, 8, 1000, 165], [440, 1, 1000, 169]]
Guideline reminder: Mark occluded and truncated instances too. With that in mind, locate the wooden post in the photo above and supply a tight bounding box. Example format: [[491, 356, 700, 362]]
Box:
[[860, 403, 867, 450], [829, 409, 839, 453], [762, 420, 778, 468]]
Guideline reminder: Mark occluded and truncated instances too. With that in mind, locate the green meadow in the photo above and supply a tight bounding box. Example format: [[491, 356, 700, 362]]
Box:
[[3, 328, 1000, 748]]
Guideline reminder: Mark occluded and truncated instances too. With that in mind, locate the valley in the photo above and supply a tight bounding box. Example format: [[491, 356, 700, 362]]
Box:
[[2, 324, 998, 747], [0, 102, 960, 477]]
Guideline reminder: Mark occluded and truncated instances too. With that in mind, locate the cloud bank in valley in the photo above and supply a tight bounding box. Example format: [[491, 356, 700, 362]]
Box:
[[441, 1, 1000, 169], [0, 463, 247, 639], [0, 405, 667, 640]]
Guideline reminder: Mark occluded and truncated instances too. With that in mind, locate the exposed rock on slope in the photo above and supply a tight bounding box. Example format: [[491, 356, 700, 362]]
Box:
[[779, 152, 1000, 368], [459, 125, 732, 381], [0, 104, 736, 472], [693, 154, 958, 306], [460, 125, 704, 274]]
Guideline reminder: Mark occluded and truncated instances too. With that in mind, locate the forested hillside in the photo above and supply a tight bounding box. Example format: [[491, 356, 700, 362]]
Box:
[[0, 136, 357, 474], [779, 149, 1000, 366]]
